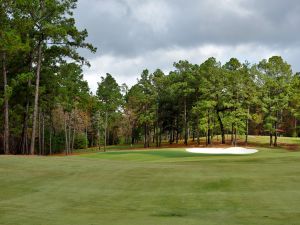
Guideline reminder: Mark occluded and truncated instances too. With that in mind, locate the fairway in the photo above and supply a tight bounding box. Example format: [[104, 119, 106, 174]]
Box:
[[1, 148, 300, 225], [2, 1, 300, 224]]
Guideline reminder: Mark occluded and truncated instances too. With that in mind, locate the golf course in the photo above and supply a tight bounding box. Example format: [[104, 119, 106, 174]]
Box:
[[2, 1, 300, 224], [1, 137, 300, 225]]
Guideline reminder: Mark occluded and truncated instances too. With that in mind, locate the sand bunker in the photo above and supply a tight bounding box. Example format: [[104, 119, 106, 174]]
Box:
[[186, 147, 258, 155]]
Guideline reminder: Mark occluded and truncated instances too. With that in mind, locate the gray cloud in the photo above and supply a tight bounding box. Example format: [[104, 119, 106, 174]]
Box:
[[75, 0, 300, 54], [74, 0, 300, 91]]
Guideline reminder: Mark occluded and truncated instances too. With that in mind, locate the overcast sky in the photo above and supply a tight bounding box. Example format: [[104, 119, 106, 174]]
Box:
[[74, 0, 300, 92]]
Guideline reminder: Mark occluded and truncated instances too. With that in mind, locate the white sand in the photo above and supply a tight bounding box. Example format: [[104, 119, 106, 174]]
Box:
[[186, 147, 258, 155]]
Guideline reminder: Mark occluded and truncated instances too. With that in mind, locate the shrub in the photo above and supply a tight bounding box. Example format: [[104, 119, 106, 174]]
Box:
[[74, 133, 88, 149]]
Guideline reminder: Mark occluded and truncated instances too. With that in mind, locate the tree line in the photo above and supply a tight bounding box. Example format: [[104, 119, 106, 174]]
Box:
[[1, 1, 300, 155], [0, 0, 95, 155], [121, 57, 300, 149]]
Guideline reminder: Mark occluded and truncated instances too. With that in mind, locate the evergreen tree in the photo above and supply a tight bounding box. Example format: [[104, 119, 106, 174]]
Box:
[[96, 74, 122, 150]]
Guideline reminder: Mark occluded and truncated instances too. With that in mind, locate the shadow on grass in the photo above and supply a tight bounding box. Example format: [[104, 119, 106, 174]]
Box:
[[104, 150, 199, 158], [83, 150, 251, 161]]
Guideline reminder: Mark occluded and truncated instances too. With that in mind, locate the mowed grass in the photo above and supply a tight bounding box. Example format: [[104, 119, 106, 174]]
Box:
[[1, 147, 300, 225], [247, 135, 300, 145], [73, 135, 300, 154]]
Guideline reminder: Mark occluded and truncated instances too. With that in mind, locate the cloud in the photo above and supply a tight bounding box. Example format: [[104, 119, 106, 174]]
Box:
[[83, 43, 300, 93], [128, 0, 172, 33], [74, 0, 300, 91]]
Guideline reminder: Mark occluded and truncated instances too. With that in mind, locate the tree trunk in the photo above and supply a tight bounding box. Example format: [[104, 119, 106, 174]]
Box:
[[234, 128, 237, 147], [231, 123, 234, 145], [196, 115, 200, 145], [97, 127, 101, 151], [49, 126, 52, 155], [245, 107, 249, 145], [205, 129, 208, 146], [147, 128, 151, 148], [156, 129, 159, 147], [184, 97, 188, 145], [30, 41, 43, 155], [159, 126, 162, 147], [269, 132, 273, 147], [71, 126, 75, 153], [155, 106, 159, 147], [175, 116, 179, 144], [68, 113, 71, 153], [131, 126, 135, 146], [42, 112, 45, 155], [207, 111, 211, 145], [104, 111, 108, 151], [85, 125, 88, 149], [274, 121, 278, 147], [70, 110, 75, 153], [20, 74, 32, 155], [2, 52, 9, 154], [64, 112, 69, 155], [192, 125, 195, 142], [155, 125, 159, 147], [172, 127, 175, 143], [155, 126, 158, 147], [217, 111, 226, 144], [38, 111, 41, 155], [49, 110, 53, 155], [144, 124, 146, 148], [144, 124, 147, 148], [91, 133, 94, 147], [169, 129, 172, 144], [207, 128, 211, 145], [97, 111, 101, 151], [153, 127, 155, 144], [211, 117, 215, 145], [295, 117, 298, 137], [196, 128, 200, 146]]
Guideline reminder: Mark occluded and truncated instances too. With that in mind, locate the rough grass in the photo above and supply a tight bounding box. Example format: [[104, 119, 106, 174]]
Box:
[[247, 135, 300, 145], [1, 145, 300, 225]]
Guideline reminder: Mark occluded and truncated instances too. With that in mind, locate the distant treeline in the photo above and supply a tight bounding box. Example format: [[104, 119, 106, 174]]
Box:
[[120, 56, 300, 149], [1, 1, 300, 155]]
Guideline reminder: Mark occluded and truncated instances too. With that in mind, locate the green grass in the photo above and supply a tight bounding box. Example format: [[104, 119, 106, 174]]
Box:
[[201, 135, 300, 146], [73, 135, 300, 154], [73, 143, 145, 153], [1, 147, 300, 225], [247, 135, 300, 145]]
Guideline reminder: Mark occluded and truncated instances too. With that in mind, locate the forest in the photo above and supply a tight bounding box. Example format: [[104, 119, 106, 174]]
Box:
[[1, 0, 300, 155]]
